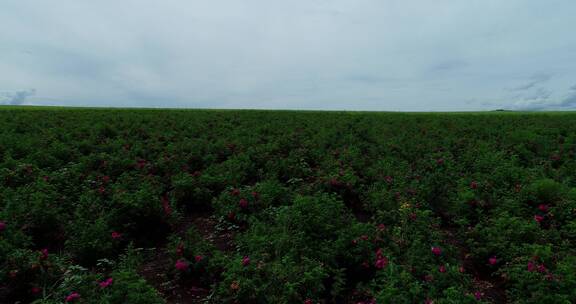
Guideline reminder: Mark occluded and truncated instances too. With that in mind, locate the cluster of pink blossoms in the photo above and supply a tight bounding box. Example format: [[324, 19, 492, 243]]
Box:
[[175, 255, 206, 271], [99, 278, 113, 288], [374, 248, 388, 269]]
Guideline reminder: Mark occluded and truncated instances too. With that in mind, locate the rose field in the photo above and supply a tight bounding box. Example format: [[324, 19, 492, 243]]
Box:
[[1, 107, 576, 304]]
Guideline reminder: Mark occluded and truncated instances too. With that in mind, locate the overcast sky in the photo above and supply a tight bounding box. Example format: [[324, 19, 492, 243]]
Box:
[[1, 0, 576, 111]]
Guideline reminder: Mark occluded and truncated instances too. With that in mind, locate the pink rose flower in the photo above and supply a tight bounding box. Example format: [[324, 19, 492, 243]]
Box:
[[537, 264, 548, 274], [195, 255, 204, 263], [488, 256, 497, 265], [474, 291, 482, 300], [227, 212, 236, 221], [40, 248, 49, 260], [175, 259, 189, 271], [534, 215, 544, 224], [242, 256, 250, 266], [162, 195, 172, 216], [439, 265, 446, 273], [65, 292, 81, 302], [111, 231, 122, 240], [431, 246, 442, 256], [527, 261, 536, 272], [99, 278, 113, 288], [375, 256, 388, 269], [239, 198, 249, 209]]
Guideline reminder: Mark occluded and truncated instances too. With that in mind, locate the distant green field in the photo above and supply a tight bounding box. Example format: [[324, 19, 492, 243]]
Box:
[[1, 108, 575, 303]]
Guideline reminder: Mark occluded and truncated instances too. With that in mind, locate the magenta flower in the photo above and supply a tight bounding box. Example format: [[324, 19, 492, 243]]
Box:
[[31, 287, 41, 294], [251, 191, 260, 199], [425, 298, 434, 304], [436, 158, 445, 165], [111, 231, 122, 240], [375, 256, 388, 269], [231, 188, 240, 196], [304, 299, 313, 304], [242, 256, 250, 266], [175, 259, 189, 271], [227, 212, 236, 221], [377, 223, 386, 231], [470, 181, 478, 189], [385, 175, 393, 184], [537, 264, 548, 274], [534, 215, 544, 224], [329, 178, 339, 186], [195, 255, 204, 263], [538, 204, 549, 212], [474, 291, 482, 300], [99, 278, 113, 288], [239, 198, 249, 209], [40, 248, 49, 260], [488, 256, 497, 265], [162, 195, 172, 216], [135, 159, 146, 169], [431, 246, 442, 256], [65, 292, 81, 302], [439, 265, 446, 273], [176, 244, 184, 256], [0, 221, 6, 232], [527, 261, 536, 272]]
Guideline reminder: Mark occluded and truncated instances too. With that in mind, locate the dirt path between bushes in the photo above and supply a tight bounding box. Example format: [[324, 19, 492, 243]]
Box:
[[440, 224, 507, 304], [139, 212, 235, 304]]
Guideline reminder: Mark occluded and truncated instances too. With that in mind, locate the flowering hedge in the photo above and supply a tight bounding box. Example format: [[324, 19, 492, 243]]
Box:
[[1, 108, 575, 303]]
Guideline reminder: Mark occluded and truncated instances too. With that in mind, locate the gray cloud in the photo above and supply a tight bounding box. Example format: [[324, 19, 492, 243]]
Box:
[[509, 73, 552, 91], [558, 91, 576, 108], [508, 84, 576, 111], [0, 89, 36, 105], [523, 87, 552, 101]]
